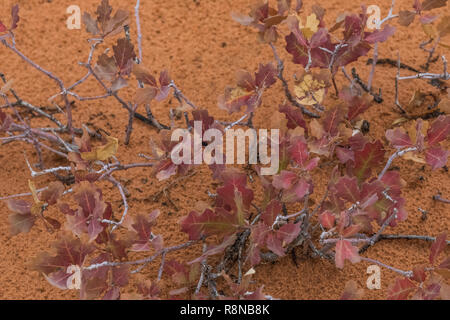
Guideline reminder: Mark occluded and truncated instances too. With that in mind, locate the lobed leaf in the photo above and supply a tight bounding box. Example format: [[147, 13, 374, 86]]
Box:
[[335, 239, 361, 269]]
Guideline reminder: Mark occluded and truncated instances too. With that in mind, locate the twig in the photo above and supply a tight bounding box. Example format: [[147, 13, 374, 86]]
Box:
[[2, 39, 74, 135], [24, 156, 71, 177], [0, 187, 48, 200], [378, 147, 418, 180], [379, 234, 450, 244], [170, 81, 199, 110], [195, 243, 208, 295], [351, 68, 383, 103], [269, 43, 319, 118], [134, 0, 143, 63], [433, 194, 450, 204], [394, 52, 406, 113], [157, 251, 166, 281], [366, 58, 420, 73], [360, 257, 412, 278], [84, 240, 198, 270], [107, 176, 129, 232]]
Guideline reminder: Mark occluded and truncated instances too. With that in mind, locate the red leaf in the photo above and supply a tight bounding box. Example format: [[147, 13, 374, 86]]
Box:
[[398, 11, 416, 26], [365, 25, 396, 43], [39, 181, 65, 205], [266, 233, 285, 256], [277, 222, 301, 245], [310, 28, 329, 48], [8, 212, 36, 236], [73, 182, 101, 216], [32, 236, 94, 275], [430, 233, 447, 264], [425, 147, 449, 170], [113, 38, 136, 76], [340, 280, 364, 300], [386, 128, 414, 148], [218, 86, 259, 114], [352, 140, 385, 181], [7, 199, 31, 215], [94, 54, 117, 82], [387, 278, 417, 300], [255, 63, 277, 89], [335, 176, 360, 203], [426, 115, 450, 146], [180, 208, 239, 240], [334, 42, 371, 69], [348, 132, 368, 151], [189, 234, 237, 264], [272, 170, 297, 190], [323, 106, 343, 137], [282, 179, 311, 202], [285, 33, 309, 67], [340, 87, 371, 121], [420, 15, 438, 24], [261, 199, 282, 226], [335, 239, 361, 269], [131, 210, 160, 251], [439, 257, 450, 269], [96, 0, 112, 27], [319, 211, 335, 229], [336, 147, 355, 163], [0, 22, 7, 32], [412, 265, 427, 282], [82, 12, 100, 35], [341, 224, 361, 238], [288, 136, 309, 167], [422, 0, 447, 11], [279, 103, 307, 131], [10, 4, 19, 30], [103, 287, 120, 300], [414, 282, 441, 300], [112, 265, 129, 287]]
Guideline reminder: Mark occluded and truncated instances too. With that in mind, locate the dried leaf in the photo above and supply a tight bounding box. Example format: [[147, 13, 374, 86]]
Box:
[[81, 136, 118, 161]]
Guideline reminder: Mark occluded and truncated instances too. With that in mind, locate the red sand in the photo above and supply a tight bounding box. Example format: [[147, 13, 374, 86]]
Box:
[[0, 0, 448, 299]]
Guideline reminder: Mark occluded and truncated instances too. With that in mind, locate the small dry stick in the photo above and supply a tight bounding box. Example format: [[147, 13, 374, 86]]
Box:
[[433, 194, 450, 204]]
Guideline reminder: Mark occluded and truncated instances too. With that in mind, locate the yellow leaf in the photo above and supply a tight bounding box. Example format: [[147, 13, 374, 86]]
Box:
[[310, 118, 325, 139], [28, 180, 40, 204], [402, 151, 425, 164], [392, 117, 408, 126], [81, 136, 118, 161], [408, 90, 426, 108], [422, 24, 436, 38], [289, 126, 305, 138], [407, 119, 429, 145], [176, 100, 194, 112], [149, 138, 166, 159], [294, 74, 326, 106], [301, 13, 319, 39], [28, 180, 45, 214], [31, 202, 44, 216]]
